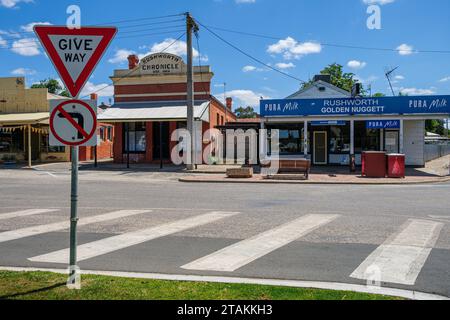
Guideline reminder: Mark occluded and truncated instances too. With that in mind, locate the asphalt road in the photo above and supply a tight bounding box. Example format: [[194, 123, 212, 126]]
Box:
[[0, 167, 449, 298]]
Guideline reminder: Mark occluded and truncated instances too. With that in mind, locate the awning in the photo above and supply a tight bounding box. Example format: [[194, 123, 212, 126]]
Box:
[[0, 112, 49, 125], [98, 101, 210, 123]]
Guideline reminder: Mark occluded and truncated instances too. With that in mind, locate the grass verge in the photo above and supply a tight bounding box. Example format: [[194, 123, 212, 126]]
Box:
[[0, 271, 403, 300]]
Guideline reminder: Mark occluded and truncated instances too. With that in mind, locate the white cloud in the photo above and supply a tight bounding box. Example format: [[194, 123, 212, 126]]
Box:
[[347, 60, 367, 70], [235, 0, 256, 3], [439, 76, 450, 82], [0, 0, 33, 8], [400, 87, 436, 95], [363, 0, 395, 5], [140, 38, 208, 62], [81, 82, 114, 98], [242, 65, 266, 72], [11, 38, 40, 56], [0, 36, 7, 48], [11, 67, 36, 75], [108, 49, 136, 64], [20, 22, 52, 33], [394, 75, 405, 80], [275, 62, 295, 69], [267, 37, 321, 60], [224, 89, 269, 107], [396, 43, 414, 56]]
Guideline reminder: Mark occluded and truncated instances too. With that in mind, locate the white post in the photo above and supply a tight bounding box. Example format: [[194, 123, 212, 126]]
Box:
[[400, 119, 404, 154], [304, 120, 308, 157], [28, 124, 32, 168], [350, 120, 355, 156], [380, 129, 384, 151]]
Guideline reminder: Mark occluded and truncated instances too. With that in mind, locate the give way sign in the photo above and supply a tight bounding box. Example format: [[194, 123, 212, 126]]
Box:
[[34, 26, 117, 98], [49, 100, 97, 147]]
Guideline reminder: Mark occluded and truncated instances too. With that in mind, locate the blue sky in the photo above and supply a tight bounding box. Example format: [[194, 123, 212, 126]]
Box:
[[1, 0, 450, 112]]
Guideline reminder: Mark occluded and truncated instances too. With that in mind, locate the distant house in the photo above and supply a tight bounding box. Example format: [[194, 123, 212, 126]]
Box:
[[0, 77, 114, 165]]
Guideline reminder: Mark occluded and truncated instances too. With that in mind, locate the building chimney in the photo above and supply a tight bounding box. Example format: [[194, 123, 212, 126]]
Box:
[[313, 74, 331, 84], [128, 54, 139, 69], [90, 93, 98, 101], [226, 97, 233, 110]]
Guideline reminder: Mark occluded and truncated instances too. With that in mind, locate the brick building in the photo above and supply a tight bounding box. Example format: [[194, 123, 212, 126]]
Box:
[[98, 52, 236, 165]]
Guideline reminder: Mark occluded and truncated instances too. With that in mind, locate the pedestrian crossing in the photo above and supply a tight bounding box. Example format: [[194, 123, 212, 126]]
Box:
[[0, 209, 59, 221], [0, 210, 152, 243], [350, 219, 444, 285], [0, 208, 446, 287], [182, 214, 339, 272]]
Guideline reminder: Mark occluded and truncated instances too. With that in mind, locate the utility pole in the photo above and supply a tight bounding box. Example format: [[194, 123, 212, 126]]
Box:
[[224, 82, 227, 125], [186, 12, 199, 170]]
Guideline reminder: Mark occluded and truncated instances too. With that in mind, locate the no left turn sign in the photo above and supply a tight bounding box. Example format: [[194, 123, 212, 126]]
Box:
[[49, 99, 97, 147]]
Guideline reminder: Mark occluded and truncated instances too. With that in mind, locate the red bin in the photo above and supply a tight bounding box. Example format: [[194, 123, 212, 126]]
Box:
[[362, 151, 387, 178], [387, 154, 405, 178]]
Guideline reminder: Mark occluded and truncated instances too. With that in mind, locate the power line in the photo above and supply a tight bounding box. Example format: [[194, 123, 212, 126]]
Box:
[[0, 16, 185, 42], [195, 19, 309, 85], [204, 24, 450, 55], [80, 32, 186, 99], [0, 28, 186, 50]]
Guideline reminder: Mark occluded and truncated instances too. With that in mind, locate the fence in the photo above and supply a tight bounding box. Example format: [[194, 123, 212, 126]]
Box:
[[424, 144, 450, 162]]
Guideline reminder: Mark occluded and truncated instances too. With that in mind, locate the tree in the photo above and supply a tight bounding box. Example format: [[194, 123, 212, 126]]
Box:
[[426, 120, 446, 135], [372, 92, 386, 97], [31, 79, 71, 97], [301, 63, 364, 94], [235, 106, 258, 119]]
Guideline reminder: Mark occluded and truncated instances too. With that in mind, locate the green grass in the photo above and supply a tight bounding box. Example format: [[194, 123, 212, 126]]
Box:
[[0, 271, 403, 300]]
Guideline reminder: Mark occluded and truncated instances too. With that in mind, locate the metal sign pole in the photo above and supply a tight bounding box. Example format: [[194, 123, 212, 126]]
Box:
[[69, 144, 79, 286], [68, 94, 80, 288]]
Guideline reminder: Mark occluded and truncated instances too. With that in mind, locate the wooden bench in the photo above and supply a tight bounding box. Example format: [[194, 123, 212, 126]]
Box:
[[262, 158, 311, 179]]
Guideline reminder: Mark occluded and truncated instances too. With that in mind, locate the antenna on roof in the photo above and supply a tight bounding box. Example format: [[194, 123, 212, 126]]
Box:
[[385, 66, 399, 96]]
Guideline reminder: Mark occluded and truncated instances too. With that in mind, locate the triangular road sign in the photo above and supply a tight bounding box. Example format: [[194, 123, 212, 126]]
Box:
[[34, 26, 117, 98]]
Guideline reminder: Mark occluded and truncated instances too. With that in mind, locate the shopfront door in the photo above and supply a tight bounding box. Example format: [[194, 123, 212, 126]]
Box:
[[153, 122, 170, 160], [385, 131, 399, 154], [313, 131, 327, 165]]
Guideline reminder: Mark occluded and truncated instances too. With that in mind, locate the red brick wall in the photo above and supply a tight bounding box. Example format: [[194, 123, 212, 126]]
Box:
[[79, 124, 114, 161]]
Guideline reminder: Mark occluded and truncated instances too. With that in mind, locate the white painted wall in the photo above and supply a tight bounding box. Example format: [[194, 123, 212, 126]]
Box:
[[404, 120, 425, 166]]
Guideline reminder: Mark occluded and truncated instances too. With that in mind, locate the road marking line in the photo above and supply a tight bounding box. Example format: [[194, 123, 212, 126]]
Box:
[[29, 211, 239, 264], [0, 210, 151, 243], [182, 214, 340, 272], [0, 209, 59, 221], [350, 219, 444, 286]]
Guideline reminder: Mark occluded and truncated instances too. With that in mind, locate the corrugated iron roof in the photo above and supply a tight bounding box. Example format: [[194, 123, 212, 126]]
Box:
[[98, 101, 210, 123]]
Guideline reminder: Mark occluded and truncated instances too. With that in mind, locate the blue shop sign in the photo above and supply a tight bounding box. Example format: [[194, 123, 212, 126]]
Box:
[[366, 120, 400, 129], [260, 95, 450, 117], [311, 120, 346, 126]]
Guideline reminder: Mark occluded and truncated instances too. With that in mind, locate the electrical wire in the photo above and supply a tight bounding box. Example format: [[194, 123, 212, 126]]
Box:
[[80, 32, 186, 99], [195, 19, 309, 85], [204, 24, 450, 55]]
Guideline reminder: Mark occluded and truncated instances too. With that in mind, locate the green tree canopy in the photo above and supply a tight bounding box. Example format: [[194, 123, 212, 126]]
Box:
[[235, 106, 258, 119], [31, 79, 71, 97], [301, 63, 363, 94]]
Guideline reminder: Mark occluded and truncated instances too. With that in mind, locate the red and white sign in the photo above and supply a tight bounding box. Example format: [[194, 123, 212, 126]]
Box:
[[49, 100, 97, 147], [34, 26, 117, 98]]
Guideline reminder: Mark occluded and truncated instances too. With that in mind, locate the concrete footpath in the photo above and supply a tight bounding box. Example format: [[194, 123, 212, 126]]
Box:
[[180, 156, 450, 185]]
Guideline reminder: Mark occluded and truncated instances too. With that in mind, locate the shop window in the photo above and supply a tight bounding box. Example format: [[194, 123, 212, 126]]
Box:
[[41, 135, 65, 153], [268, 125, 304, 155], [0, 128, 24, 153], [99, 127, 106, 141], [124, 122, 146, 153], [329, 124, 350, 154], [354, 122, 380, 153], [107, 127, 113, 141]]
